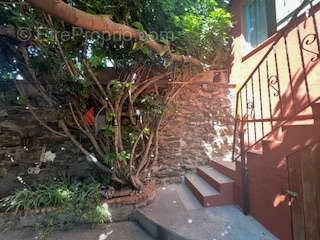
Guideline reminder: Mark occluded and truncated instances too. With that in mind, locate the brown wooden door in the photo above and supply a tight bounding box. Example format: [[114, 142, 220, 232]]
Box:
[[287, 143, 320, 240]]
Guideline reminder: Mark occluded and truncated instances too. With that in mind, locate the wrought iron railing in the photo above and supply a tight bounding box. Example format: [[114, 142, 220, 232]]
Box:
[[232, 0, 320, 162]]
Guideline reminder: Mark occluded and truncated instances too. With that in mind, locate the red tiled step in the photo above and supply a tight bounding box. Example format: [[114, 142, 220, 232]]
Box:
[[208, 159, 236, 180], [185, 174, 219, 207], [197, 166, 234, 196], [185, 170, 234, 208]]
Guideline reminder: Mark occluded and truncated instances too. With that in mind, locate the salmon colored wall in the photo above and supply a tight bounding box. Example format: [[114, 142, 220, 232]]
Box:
[[228, 1, 320, 147], [228, 1, 320, 239]]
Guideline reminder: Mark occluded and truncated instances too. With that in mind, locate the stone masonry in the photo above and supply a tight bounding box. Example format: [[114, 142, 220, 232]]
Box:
[[155, 72, 236, 185], [0, 71, 236, 196], [0, 105, 93, 198]]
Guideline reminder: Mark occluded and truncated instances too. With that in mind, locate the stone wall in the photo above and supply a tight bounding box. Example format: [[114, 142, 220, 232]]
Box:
[[0, 105, 92, 198], [155, 72, 236, 185], [0, 71, 236, 195]]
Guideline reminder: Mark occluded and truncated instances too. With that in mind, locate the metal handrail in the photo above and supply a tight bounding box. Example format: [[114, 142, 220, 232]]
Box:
[[237, 0, 312, 94], [232, 0, 320, 162]]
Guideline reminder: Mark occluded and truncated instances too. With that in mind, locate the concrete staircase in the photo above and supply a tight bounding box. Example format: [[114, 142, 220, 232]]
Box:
[[185, 165, 234, 207]]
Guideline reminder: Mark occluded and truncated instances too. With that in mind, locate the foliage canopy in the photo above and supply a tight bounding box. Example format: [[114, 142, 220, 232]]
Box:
[[0, 0, 232, 189]]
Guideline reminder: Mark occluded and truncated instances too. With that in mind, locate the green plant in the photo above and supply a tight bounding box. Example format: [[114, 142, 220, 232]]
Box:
[[0, 216, 20, 233], [0, 0, 232, 191], [0, 177, 111, 239]]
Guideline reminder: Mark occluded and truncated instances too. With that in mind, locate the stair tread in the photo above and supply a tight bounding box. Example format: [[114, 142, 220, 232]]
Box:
[[282, 124, 318, 130], [262, 139, 282, 143], [198, 166, 234, 184], [185, 174, 220, 197], [210, 159, 236, 171], [247, 149, 263, 155]]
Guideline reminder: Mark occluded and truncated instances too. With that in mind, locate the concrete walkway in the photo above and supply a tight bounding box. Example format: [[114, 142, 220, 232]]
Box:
[[134, 184, 278, 240], [1, 184, 278, 240], [0, 222, 153, 240]]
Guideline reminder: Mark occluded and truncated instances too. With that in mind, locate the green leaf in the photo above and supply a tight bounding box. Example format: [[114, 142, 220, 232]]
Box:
[[16, 96, 29, 105], [118, 151, 131, 162], [132, 42, 139, 50], [105, 152, 117, 164], [160, 39, 170, 45], [140, 45, 150, 55], [132, 21, 144, 31], [125, 83, 132, 88], [106, 112, 115, 122], [103, 125, 116, 137], [146, 34, 155, 41], [88, 55, 102, 68], [159, 47, 168, 57], [133, 41, 145, 51], [144, 128, 151, 135]]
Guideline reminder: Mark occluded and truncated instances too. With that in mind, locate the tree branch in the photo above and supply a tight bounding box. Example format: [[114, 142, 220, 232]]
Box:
[[0, 27, 23, 42], [46, 14, 75, 77], [14, 80, 67, 138], [59, 120, 112, 174], [136, 131, 154, 176], [26, 0, 204, 66], [69, 102, 106, 160]]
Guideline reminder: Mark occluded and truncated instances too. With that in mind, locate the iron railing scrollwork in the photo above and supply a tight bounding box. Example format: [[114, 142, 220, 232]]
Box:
[[232, 0, 320, 162], [268, 75, 280, 97], [301, 33, 320, 62]]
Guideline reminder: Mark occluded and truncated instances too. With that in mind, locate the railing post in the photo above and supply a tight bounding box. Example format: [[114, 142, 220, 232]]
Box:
[[240, 130, 249, 215], [232, 91, 240, 162]]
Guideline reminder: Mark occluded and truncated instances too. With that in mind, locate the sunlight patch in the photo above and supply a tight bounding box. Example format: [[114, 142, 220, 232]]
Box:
[[98, 231, 113, 240]]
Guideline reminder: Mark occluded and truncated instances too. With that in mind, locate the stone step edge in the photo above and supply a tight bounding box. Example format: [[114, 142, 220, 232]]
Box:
[[197, 166, 234, 193], [132, 209, 192, 240], [184, 174, 221, 208], [208, 160, 237, 180]]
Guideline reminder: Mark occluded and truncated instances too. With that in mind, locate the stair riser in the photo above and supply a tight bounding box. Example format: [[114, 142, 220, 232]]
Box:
[[203, 195, 234, 208], [185, 177, 205, 206], [208, 161, 235, 180], [185, 176, 234, 208], [197, 168, 220, 191], [197, 168, 234, 196]]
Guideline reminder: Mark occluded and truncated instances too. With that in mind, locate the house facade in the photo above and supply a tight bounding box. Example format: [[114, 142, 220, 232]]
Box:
[[159, 1, 320, 239], [226, 0, 320, 239]]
